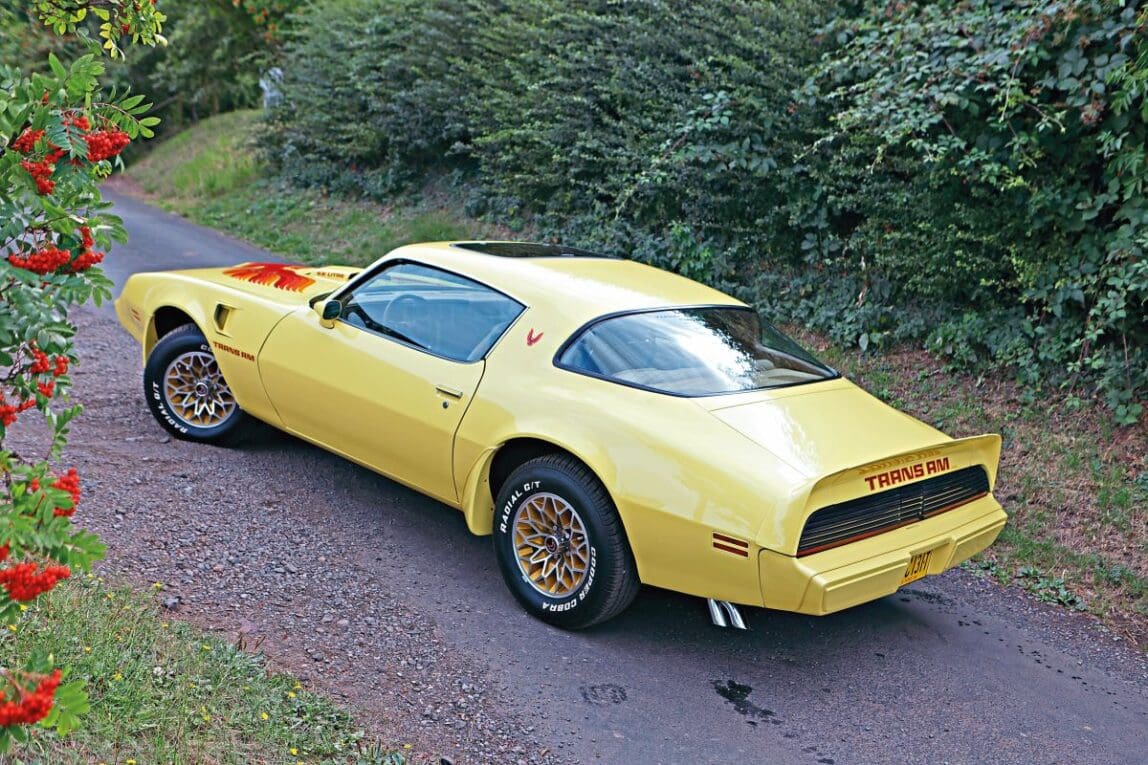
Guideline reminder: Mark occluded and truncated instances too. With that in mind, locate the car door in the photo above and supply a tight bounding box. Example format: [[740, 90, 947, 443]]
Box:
[[257, 260, 523, 504]]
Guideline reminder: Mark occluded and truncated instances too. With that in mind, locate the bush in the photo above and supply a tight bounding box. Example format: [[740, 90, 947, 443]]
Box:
[[265, 0, 826, 221], [263, 0, 1145, 420], [467, 1, 824, 270], [801, 0, 1147, 420], [264, 0, 486, 196]]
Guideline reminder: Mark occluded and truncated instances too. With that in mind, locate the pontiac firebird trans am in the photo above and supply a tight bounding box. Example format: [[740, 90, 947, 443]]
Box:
[[115, 242, 1007, 629]]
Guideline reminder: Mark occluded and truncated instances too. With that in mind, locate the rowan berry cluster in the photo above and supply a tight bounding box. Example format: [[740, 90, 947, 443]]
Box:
[[9, 117, 132, 197], [0, 398, 35, 427], [51, 468, 81, 517], [8, 230, 104, 275], [0, 671, 62, 728], [19, 154, 62, 196], [28, 348, 51, 375], [7, 245, 72, 275], [85, 129, 131, 162], [70, 226, 105, 271], [0, 561, 71, 602], [65, 114, 91, 131], [11, 128, 44, 153]]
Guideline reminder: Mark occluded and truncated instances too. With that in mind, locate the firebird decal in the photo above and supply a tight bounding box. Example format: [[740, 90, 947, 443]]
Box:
[[526, 328, 544, 346], [863, 457, 951, 491], [222, 262, 316, 292]]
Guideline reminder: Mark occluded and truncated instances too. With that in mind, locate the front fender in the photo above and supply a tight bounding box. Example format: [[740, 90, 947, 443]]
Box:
[[116, 273, 294, 427]]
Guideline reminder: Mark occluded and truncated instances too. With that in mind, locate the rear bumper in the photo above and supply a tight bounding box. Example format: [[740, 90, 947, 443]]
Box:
[[758, 497, 1006, 615]]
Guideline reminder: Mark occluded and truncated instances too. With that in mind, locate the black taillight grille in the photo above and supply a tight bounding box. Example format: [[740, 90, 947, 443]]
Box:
[[797, 466, 990, 556]]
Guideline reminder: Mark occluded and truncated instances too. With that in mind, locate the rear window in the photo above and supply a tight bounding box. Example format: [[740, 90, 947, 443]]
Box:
[[557, 307, 837, 396]]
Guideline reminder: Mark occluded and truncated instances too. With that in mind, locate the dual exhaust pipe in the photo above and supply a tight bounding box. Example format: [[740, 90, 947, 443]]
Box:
[[706, 598, 747, 630]]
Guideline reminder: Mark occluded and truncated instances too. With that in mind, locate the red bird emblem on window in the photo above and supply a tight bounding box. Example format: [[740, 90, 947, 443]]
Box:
[[222, 262, 316, 292]]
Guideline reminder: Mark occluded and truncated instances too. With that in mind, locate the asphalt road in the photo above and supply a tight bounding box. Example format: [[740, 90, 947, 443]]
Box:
[[97, 188, 1147, 765]]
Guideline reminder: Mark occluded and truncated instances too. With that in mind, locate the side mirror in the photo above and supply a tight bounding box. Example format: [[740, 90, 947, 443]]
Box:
[[315, 299, 341, 327]]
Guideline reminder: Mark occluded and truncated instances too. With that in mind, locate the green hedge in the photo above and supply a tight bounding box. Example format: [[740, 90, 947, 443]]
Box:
[[801, 0, 1147, 421], [262, 0, 1146, 419]]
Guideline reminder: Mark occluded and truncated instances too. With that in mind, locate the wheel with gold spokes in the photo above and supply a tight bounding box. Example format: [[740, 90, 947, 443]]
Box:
[[493, 454, 640, 629], [143, 325, 247, 443], [512, 492, 591, 598]]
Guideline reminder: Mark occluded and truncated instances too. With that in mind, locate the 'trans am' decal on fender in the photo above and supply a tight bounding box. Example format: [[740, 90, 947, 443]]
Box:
[[864, 457, 951, 491]]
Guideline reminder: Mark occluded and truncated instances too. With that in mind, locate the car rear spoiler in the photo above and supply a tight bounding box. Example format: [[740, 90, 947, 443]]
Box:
[[803, 433, 1003, 515]]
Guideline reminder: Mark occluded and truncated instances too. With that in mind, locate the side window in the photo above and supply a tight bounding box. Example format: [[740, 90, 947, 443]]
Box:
[[339, 262, 523, 362]]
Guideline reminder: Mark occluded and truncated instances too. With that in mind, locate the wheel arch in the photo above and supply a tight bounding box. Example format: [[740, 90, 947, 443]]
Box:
[[144, 305, 203, 359], [461, 435, 623, 538]]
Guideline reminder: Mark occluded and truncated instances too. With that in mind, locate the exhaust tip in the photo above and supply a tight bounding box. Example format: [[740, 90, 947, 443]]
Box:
[[707, 598, 728, 628], [707, 599, 747, 630]]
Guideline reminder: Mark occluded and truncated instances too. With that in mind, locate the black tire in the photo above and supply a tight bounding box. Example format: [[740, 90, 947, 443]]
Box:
[[493, 454, 640, 629], [143, 324, 247, 443]]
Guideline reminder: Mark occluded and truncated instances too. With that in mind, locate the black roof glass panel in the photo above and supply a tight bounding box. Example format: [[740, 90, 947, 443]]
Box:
[[451, 242, 615, 259]]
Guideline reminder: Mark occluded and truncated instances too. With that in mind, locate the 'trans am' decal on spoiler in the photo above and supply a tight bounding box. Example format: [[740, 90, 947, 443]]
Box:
[[863, 457, 951, 491]]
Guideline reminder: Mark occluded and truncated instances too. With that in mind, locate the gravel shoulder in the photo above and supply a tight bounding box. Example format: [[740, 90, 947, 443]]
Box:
[[55, 305, 568, 765]]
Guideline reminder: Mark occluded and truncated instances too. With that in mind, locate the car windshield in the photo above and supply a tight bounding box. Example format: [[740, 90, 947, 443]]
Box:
[[557, 307, 837, 396]]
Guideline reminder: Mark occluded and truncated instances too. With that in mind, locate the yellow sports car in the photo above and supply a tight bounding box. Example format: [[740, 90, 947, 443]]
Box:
[[115, 242, 1007, 629]]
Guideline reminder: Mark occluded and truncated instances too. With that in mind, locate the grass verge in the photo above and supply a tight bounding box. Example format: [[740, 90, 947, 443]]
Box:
[[0, 576, 403, 764], [124, 111, 1146, 650], [123, 110, 502, 265]]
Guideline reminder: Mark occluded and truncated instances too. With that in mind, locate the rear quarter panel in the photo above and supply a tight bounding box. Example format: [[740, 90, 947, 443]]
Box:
[[454, 315, 810, 606]]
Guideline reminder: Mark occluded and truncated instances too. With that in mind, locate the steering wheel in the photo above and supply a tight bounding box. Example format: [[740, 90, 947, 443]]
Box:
[[381, 294, 426, 336]]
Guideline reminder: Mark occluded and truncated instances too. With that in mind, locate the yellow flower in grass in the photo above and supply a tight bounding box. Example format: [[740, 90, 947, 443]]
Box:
[[112, 672, 123, 682], [287, 691, 296, 699], [290, 748, 298, 756]]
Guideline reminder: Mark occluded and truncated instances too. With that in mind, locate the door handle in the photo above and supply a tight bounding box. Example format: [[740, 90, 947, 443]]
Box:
[[435, 385, 464, 399]]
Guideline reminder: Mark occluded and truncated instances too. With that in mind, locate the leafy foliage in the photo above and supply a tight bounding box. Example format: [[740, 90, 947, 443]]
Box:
[[793, 0, 1147, 421], [1, 1, 292, 141], [262, 0, 488, 196], [264, 0, 826, 272], [263, 0, 1144, 419], [0, 1, 160, 750]]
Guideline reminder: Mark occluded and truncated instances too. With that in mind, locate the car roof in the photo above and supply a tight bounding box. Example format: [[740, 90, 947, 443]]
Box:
[[385, 241, 744, 329]]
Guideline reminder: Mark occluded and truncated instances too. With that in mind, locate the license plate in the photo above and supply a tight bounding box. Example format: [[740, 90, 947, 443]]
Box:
[[900, 550, 932, 586]]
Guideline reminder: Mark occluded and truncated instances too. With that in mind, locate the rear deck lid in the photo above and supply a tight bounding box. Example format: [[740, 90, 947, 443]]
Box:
[[705, 379, 946, 480]]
